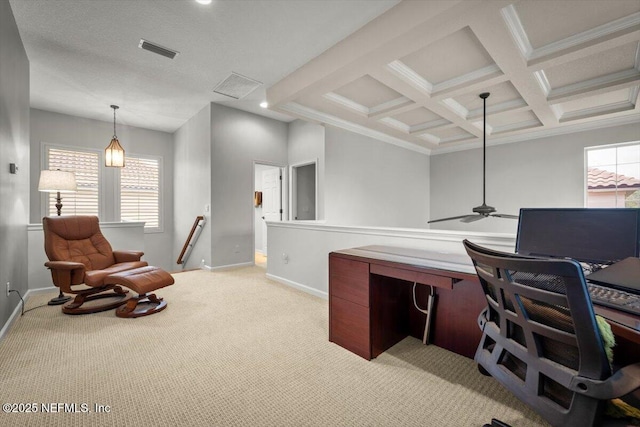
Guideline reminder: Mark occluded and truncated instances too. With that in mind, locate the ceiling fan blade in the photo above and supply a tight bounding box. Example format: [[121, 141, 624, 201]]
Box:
[[491, 213, 519, 219], [461, 215, 485, 223], [428, 214, 478, 224]]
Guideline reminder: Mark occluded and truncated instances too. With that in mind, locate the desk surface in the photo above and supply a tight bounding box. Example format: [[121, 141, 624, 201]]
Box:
[[333, 245, 476, 275], [338, 245, 640, 331]]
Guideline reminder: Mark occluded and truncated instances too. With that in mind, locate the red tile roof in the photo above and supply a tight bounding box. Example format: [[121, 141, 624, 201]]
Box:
[[588, 167, 640, 190]]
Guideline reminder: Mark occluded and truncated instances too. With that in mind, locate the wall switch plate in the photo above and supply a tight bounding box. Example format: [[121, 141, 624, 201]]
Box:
[[6, 282, 10, 297], [9, 163, 17, 174]]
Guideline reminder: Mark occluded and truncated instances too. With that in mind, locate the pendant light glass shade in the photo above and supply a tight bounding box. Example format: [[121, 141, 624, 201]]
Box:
[[105, 136, 125, 167], [105, 105, 125, 167]]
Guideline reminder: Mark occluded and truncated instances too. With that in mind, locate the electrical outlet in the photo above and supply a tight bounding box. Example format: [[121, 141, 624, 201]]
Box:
[[6, 282, 10, 297]]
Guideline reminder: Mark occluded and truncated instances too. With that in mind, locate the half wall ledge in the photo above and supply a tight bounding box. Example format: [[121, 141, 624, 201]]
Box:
[[265, 221, 516, 297]]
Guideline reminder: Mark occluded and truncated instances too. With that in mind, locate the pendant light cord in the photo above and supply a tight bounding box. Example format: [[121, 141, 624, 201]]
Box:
[[111, 105, 119, 138]]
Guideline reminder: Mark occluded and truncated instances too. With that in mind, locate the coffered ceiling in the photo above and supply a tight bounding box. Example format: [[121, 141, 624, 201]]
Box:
[[268, 0, 640, 154]]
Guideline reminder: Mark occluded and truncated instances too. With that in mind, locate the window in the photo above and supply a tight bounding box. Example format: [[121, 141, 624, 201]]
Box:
[[120, 155, 161, 231], [586, 142, 640, 208], [45, 146, 100, 216], [42, 145, 162, 229]]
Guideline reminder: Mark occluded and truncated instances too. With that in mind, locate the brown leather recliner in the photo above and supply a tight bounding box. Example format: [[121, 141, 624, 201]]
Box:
[[43, 215, 147, 314]]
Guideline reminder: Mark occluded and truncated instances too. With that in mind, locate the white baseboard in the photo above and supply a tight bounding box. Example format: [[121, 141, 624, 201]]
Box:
[[207, 261, 254, 271], [0, 298, 24, 343], [266, 273, 328, 300], [1, 286, 58, 343], [29, 285, 57, 294]]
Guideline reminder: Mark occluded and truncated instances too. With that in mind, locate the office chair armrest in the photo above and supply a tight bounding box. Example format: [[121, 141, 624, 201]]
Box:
[[45, 261, 85, 270], [570, 362, 640, 399], [113, 250, 144, 263]]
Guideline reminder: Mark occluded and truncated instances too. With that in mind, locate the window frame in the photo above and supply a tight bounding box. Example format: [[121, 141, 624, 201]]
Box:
[[115, 152, 164, 233], [41, 143, 105, 219], [584, 140, 640, 208]]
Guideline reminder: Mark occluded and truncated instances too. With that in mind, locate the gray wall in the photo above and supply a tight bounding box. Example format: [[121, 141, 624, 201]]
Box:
[[429, 122, 640, 234], [288, 120, 325, 220], [173, 104, 212, 269], [324, 125, 430, 228], [29, 109, 175, 270], [0, 0, 30, 328], [210, 103, 288, 267]]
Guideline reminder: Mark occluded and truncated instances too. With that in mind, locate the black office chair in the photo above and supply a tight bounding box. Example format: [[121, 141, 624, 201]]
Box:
[[463, 239, 640, 427]]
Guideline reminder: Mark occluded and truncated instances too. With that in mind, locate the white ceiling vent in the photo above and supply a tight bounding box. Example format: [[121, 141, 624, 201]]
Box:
[[213, 72, 262, 99], [138, 39, 179, 59]]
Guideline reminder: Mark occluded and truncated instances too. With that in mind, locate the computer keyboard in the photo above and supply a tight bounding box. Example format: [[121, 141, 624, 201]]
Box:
[[588, 282, 640, 316]]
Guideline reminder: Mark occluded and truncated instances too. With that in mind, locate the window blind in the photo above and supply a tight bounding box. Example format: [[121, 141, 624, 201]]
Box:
[[46, 147, 100, 216], [120, 156, 160, 229]]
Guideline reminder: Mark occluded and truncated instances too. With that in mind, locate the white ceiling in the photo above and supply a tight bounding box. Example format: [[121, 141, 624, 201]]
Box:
[[10, 0, 640, 154], [8, 0, 399, 132], [268, 0, 640, 154]]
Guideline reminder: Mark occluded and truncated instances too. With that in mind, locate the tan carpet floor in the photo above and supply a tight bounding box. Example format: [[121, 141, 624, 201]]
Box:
[[0, 267, 545, 426]]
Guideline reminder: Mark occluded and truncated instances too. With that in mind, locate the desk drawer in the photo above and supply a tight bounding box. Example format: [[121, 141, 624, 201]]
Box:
[[330, 256, 369, 307], [370, 264, 453, 290], [330, 296, 371, 359]]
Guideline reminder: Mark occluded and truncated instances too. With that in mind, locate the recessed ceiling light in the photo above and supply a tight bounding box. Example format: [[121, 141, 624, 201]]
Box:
[[260, 101, 269, 108], [195, 0, 212, 4]]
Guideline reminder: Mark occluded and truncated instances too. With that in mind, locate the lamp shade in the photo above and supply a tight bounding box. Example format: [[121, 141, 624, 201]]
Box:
[[105, 136, 125, 167], [38, 170, 77, 193]]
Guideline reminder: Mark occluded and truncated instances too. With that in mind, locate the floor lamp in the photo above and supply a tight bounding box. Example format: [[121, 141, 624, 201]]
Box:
[[38, 169, 77, 305]]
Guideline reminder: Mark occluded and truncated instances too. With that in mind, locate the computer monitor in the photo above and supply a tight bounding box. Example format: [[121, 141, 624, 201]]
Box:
[[516, 208, 640, 264]]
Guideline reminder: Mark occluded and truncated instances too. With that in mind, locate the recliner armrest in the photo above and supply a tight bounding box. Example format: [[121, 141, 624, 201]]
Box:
[[45, 261, 85, 270], [113, 250, 144, 263], [571, 362, 640, 399], [44, 261, 86, 292]]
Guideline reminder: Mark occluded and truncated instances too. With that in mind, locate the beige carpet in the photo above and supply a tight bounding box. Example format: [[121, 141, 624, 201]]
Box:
[[0, 267, 546, 426]]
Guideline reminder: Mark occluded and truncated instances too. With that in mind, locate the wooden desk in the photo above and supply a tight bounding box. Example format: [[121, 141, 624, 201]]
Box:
[[329, 245, 483, 360], [592, 305, 640, 366], [329, 245, 640, 364]]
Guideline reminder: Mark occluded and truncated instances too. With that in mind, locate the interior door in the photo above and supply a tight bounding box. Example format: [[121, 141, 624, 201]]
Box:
[[261, 168, 282, 256]]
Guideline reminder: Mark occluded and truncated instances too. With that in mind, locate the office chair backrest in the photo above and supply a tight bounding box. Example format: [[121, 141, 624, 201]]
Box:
[[43, 215, 116, 271], [463, 239, 612, 427]]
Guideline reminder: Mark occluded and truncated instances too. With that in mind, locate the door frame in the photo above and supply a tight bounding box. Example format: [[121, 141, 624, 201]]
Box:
[[252, 161, 287, 265], [289, 159, 318, 221]]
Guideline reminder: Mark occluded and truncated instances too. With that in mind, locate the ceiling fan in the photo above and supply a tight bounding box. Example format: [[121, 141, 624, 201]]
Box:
[[428, 92, 518, 224]]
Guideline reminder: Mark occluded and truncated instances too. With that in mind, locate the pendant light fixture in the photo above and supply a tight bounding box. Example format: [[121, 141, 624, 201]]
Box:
[[105, 105, 125, 167]]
